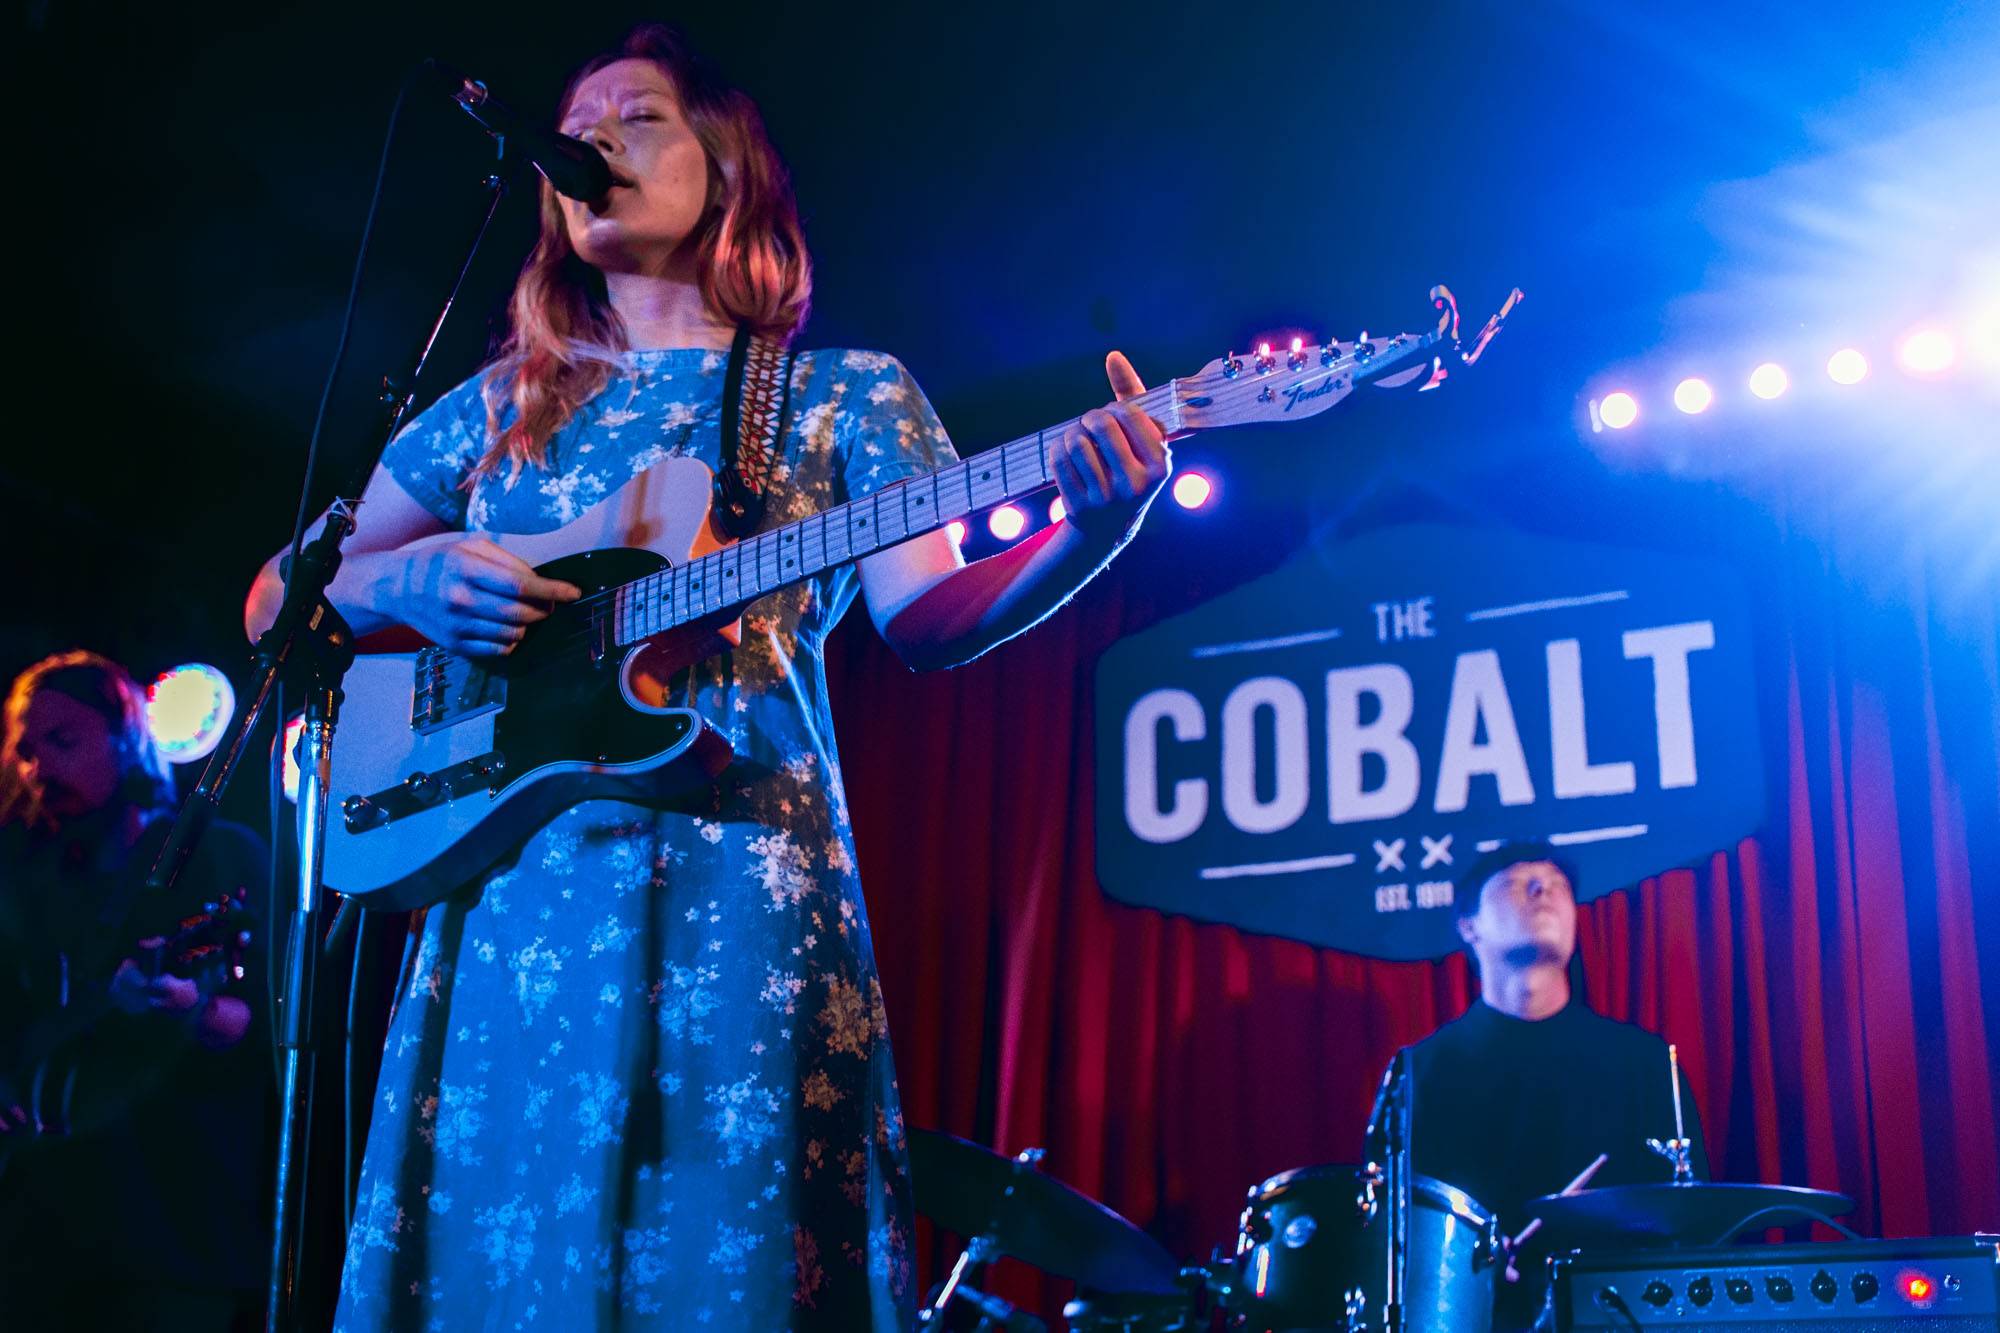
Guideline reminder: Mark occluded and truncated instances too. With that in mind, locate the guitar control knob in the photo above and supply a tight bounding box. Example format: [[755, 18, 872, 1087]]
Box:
[[1687, 1276, 1714, 1307], [1810, 1270, 1837, 1302], [1641, 1281, 1672, 1307], [1851, 1272, 1878, 1303], [341, 795, 387, 830], [1765, 1275, 1795, 1302], [404, 771, 439, 803], [1726, 1277, 1753, 1304]]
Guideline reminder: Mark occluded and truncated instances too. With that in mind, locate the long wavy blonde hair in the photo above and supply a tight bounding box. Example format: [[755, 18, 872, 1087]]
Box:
[[474, 23, 812, 479]]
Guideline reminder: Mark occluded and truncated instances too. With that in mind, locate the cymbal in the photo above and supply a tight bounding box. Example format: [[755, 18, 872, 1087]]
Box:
[[1527, 1183, 1856, 1246], [908, 1128, 1182, 1294]]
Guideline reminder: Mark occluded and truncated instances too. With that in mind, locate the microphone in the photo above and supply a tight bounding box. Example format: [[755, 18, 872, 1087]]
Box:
[[424, 59, 615, 205]]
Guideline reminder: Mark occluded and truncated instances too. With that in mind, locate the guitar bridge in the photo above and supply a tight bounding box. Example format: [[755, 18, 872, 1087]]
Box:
[[412, 647, 507, 735], [343, 751, 508, 834]]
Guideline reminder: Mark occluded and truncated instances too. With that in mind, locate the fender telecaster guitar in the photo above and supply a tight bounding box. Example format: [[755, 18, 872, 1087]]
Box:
[[322, 286, 1519, 910]]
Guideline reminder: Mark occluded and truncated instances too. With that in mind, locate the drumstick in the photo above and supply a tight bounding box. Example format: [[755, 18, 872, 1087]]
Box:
[[1509, 1152, 1610, 1250]]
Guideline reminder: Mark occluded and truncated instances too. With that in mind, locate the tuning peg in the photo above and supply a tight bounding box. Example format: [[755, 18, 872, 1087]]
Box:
[[1254, 342, 1276, 375], [1287, 337, 1307, 372], [1321, 341, 1340, 367], [1222, 351, 1244, 378], [1354, 333, 1375, 361]]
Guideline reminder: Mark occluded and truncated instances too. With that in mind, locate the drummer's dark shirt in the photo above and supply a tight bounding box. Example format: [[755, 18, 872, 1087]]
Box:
[[1398, 995, 1708, 1330]]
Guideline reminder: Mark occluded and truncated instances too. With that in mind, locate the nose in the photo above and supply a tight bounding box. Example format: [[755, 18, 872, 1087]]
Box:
[[577, 119, 623, 157]]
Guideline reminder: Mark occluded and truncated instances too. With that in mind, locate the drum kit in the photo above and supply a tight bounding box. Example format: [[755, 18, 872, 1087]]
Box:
[[910, 1129, 1855, 1332]]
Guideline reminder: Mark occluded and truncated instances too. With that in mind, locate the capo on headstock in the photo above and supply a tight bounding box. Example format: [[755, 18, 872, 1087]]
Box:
[[1418, 284, 1524, 390]]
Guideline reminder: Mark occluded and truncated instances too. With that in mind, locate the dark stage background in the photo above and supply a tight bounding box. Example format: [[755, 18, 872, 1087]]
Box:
[[13, 0, 2000, 1326]]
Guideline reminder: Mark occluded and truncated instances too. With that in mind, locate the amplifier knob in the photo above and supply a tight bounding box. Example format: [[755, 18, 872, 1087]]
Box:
[[1810, 1270, 1838, 1302], [1641, 1281, 1672, 1307], [1687, 1276, 1714, 1307], [1765, 1275, 1795, 1302], [1851, 1271, 1879, 1303], [1726, 1277, 1753, 1305]]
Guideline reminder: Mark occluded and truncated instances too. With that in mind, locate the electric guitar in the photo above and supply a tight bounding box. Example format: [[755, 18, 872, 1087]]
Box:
[[2, 891, 250, 1174], [323, 286, 1520, 910]]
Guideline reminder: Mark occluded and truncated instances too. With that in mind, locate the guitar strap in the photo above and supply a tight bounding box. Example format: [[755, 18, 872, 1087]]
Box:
[[714, 324, 800, 539]]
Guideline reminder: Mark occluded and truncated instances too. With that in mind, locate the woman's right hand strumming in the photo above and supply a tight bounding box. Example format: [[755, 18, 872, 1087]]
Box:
[[244, 470, 579, 656], [373, 537, 581, 657]]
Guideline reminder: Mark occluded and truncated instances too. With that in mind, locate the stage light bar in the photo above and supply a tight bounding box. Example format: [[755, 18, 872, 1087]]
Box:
[[1673, 378, 1714, 414], [1598, 392, 1640, 429], [147, 663, 235, 764], [1748, 363, 1789, 399], [1898, 329, 1955, 376], [1827, 348, 1869, 384]]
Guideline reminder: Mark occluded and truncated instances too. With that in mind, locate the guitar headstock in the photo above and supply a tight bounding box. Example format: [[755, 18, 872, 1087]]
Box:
[[1166, 284, 1522, 433]]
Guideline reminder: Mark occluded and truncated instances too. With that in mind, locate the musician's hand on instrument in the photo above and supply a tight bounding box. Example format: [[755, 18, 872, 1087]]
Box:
[[394, 537, 583, 657], [107, 959, 201, 1015], [1048, 351, 1171, 548]]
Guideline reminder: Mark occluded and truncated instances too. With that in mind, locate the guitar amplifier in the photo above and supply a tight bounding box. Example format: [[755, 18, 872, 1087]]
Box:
[[1551, 1236, 1999, 1329]]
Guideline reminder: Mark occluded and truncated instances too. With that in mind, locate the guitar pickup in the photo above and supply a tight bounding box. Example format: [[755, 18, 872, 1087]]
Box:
[[412, 647, 507, 735], [343, 751, 507, 834]]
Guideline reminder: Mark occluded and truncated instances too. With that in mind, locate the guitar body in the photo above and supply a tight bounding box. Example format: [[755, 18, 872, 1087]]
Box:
[[324, 456, 735, 911]]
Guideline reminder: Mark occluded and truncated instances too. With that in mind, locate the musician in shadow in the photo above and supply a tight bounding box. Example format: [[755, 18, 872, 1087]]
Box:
[[0, 650, 271, 1331], [1379, 842, 1708, 1331]]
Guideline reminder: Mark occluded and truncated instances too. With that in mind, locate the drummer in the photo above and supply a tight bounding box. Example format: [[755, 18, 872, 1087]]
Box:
[[1382, 842, 1708, 1330]]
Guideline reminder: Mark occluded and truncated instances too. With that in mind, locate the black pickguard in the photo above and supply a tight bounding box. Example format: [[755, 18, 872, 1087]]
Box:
[[481, 547, 693, 783]]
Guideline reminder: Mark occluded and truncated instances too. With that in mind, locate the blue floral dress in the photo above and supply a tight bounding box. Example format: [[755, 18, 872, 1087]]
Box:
[[335, 347, 958, 1332]]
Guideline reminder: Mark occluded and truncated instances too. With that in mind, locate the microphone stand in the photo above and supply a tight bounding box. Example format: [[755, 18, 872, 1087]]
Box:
[[146, 167, 511, 1333]]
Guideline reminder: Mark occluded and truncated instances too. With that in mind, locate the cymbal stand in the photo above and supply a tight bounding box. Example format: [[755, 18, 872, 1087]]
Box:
[[1645, 1042, 1696, 1184], [921, 1147, 1046, 1331]]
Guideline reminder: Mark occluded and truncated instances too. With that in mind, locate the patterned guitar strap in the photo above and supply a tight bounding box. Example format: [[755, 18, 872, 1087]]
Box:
[[714, 324, 800, 539]]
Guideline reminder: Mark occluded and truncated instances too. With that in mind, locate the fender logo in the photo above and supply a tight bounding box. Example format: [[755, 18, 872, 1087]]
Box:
[[1282, 376, 1342, 412]]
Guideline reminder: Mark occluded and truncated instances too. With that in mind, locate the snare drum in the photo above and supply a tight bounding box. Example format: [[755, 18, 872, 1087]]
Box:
[[1226, 1163, 1498, 1331]]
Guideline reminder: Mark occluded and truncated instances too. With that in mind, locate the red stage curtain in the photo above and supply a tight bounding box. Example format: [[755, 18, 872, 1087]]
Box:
[[827, 516, 2000, 1322]]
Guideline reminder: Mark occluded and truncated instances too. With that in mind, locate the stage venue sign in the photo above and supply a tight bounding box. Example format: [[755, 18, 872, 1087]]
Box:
[[1094, 523, 1765, 960]]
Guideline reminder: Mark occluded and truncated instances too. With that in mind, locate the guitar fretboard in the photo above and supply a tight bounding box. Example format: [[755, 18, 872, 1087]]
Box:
[[607, 384, 1177, 647]]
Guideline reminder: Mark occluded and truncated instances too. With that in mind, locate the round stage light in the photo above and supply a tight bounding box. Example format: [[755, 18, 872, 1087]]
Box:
[[1827, 348, 1869, 384], [1748, 363, 1790, 399], [1897, 329, 1955, 376], [987, 505, 1027, 541], [1598, 392, 1639, 429], [1172, 472, 1214, 510], [1048, 496, 1066, 524], [147, 663, 235, 764], [946, 519, 967, 546], [1672, 378, 1714, 414]]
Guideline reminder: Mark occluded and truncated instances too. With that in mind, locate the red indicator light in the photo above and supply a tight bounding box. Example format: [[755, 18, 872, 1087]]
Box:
[[1900, 1272, 1934, 1302]]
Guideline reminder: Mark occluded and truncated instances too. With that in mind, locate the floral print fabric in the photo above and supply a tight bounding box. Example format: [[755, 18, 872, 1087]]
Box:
[[334, 347, 958, 1332]]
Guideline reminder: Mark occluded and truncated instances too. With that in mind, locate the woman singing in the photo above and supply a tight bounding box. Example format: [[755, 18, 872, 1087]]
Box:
[[245, 23, 1170, 1329]]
